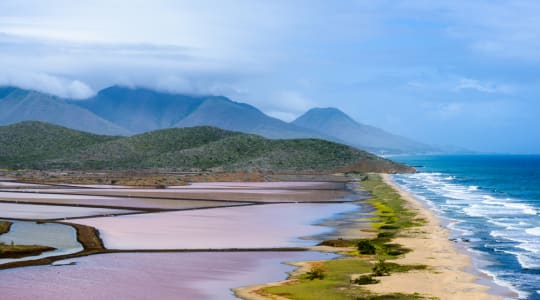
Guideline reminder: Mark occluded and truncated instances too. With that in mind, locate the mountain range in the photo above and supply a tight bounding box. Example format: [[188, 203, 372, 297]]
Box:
[[0, 121, 413, 173], [0, 85, 438, 154]]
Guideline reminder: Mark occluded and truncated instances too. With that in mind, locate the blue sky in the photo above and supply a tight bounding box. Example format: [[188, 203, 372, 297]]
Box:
[[0, 1, 539, 153]]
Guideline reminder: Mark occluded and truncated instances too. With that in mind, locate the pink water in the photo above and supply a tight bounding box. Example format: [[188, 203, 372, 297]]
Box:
[[71, 203, 358, 249], [0, 251, 337, 300]]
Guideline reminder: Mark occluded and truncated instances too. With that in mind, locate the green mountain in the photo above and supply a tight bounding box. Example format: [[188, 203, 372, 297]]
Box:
[[0, 121, 120, 165], [0, 87, 130, 135], [292, 107, 438, 154], [0, 122, 413, 173]]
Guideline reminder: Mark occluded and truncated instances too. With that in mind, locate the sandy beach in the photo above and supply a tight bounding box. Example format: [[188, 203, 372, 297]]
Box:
[[237, 174, 503, 300], [362, 174, 499, 299]]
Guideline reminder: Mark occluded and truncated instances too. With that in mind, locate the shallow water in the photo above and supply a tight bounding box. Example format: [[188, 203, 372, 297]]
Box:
[[0, 251, 336, 300], [0, 220, 83, 264], [71, 203, 359, 249]]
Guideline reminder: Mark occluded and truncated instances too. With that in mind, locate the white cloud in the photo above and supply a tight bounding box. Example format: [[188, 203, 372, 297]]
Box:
[[266, 111, 298, 122], [455, 78, 513, 94], [0, 71, 95, 99], [269, 91, 316, 113]]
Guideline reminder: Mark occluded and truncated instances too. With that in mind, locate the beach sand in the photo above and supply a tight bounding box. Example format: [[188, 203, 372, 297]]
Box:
[[236, 174, 501, 300], [363, 174, 499, 300]]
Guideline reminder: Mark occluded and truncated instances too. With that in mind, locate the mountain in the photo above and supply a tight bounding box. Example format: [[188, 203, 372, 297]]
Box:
[[292, 107, 437, 154], [0, 85, 438, 154], [0, 121, 120, 165], [0, 121, 413, 173], [72, 86, 204, 133], [0, 87, 130, 135], [73, 86, 324, 139], [174, 96, 323, 139]]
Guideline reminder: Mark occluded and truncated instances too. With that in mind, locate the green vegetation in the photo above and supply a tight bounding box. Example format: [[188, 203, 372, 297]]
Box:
[[352, 275, 380, 285], [0, 121, 119, 167], [0, 121, 413, 173], [262, 174, 429, 299], [305, 266, 326, 280]]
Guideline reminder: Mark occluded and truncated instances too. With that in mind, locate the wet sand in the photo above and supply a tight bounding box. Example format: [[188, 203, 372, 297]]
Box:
[[70, 203, 359, 249], [0, 251, 336, 300]]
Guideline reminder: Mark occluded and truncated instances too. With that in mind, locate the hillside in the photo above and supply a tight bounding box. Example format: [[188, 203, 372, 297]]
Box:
[[0, 122, 413, 173], [0, 121, 120, 166], [292, 107, 438, 154], [0, 87, 130, 135]]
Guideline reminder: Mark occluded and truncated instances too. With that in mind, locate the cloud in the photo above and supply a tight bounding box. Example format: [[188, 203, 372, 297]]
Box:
[[455, 78, 513, 94], [0, 71, 95, 99], [266, 111, 298, 122], [269, 91, 316, 113]]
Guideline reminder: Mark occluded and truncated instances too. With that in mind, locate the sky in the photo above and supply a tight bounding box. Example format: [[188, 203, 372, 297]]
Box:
[[1, 0, 539, 153]]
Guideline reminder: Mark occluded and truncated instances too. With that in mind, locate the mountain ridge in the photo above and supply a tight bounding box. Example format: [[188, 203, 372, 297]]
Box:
[[0, 85, 437, 154], [292, 107, 438, 154]]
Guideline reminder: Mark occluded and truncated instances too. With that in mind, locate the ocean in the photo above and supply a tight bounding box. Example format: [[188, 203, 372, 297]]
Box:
[[391, 155, 540, 300]]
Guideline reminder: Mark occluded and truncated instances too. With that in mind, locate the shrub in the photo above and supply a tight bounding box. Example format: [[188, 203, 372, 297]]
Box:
[[305, 267, 325, 280], [372, 258, 391, 276], [357, 239, 376, 254], [352, 274, 380, 285]]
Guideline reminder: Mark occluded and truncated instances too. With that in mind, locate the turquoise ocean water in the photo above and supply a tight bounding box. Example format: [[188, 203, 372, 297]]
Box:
[[392, 155, 540, 299]]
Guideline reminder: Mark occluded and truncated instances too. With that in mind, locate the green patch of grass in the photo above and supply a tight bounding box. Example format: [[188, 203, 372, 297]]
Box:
[[262, 174, 428, 299], [264, 259, 373, 300]]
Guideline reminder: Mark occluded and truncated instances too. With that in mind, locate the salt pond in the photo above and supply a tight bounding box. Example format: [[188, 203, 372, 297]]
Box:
[[0, 202, 137, 220], [0, 251, 337, 300], [71, 203, 359, 249]]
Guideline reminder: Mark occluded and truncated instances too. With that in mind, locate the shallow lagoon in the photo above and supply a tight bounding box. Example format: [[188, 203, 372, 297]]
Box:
[[0, 220, 83, 265]]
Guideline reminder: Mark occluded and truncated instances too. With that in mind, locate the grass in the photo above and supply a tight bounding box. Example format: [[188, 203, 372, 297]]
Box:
[[261, 174, 429, 299]]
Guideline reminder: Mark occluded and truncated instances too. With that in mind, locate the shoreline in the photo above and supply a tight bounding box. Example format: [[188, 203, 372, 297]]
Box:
[[373, 174, 502, 299], [236, 174, 507, 300]]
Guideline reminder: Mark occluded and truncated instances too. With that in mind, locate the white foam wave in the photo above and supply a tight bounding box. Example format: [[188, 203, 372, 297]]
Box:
[[480, 268, 529, 299], [525, 227, 540, 236]]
